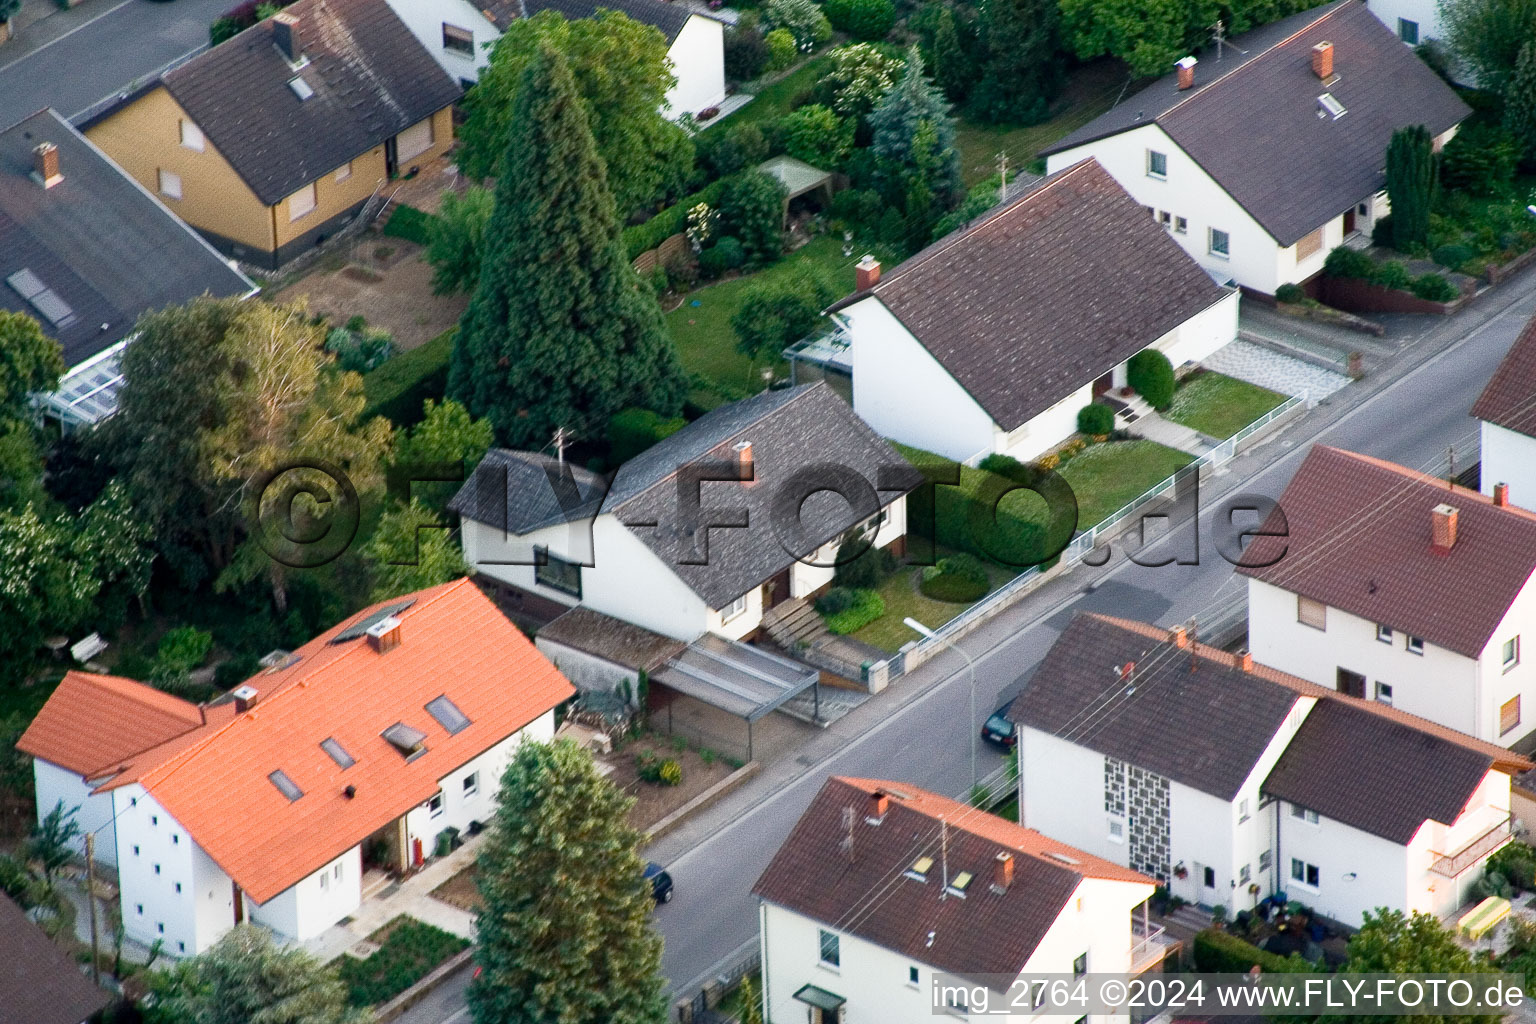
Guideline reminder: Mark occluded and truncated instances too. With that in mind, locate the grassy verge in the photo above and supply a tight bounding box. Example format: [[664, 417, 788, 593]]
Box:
[[336, 916, 469, 1007], [954, 60, 1131, 186], [1162, 372, 1287, 440], [665, 235, 857, 408], [1058, 440, 1194, 528], [849, 557, 1015, 653], [362, 327, 455, 427]]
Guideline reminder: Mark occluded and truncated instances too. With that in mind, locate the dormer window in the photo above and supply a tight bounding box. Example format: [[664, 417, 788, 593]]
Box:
[[946, 870, 973, 898], [383, 722, 428, 760]]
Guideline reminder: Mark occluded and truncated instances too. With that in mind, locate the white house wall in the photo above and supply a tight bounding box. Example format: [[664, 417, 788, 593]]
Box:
[[1246, 578, 1484, 739], [1155, 288, 1240, 369], [1047, 128, 1287, 293], [112, 786, 230, 955], [665, 16, 726, 115], [248, 847, 362, 943], [1478, 584, 1536, 746], [1480, 421, 1536, 513], [1277, 798, 1410, 929], [1408, 770, 1512, 919], [33, 759, 116, 866], [1363, 0, 1444, 45], [789, 497, 909, 598], [382, 0, 488, 83], [996, 385, 1092, 464], [848, 297, 999, 463]]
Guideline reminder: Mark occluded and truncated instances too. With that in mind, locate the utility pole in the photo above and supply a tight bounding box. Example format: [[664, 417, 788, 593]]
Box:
[[1211, 19, 1226, 60], [85, 832, 99, 985], [552, 426, 569, 466]]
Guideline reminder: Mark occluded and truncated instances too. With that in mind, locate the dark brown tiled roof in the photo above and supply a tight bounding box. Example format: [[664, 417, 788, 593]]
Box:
[[1044, 1, 1469, 246], [1237, 446, 1536, 658], [1472, 314, 1536, 439], [753, 777, 1153, 983], [524, 0, 695, 42], [0, 895, 111, 1024], [536, 606, 685, 671], [1007, 614, 1301, 800], [844, 159, 1229, 432], [160, 0, 460, 206], [1264, 699, 1492, 844]]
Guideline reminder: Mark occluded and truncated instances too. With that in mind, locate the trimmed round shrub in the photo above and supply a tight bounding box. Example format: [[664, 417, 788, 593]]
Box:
[[1076, 403, 1115, 436], [824, 0, 896, 40], [1371, 215, 1394, 247], [1432, 243, 1477, 270], [1411, 272, 1458, 301], [777, 104, 851, 167], [724, 27, 770, 82], [1323, 246, 1376, 280], [919, 554, 989, 602], [765, 27, 798, 70], [976, 453, 1025, 477], [698, 239, 745, 279], [834, 537, 897, 589], [1274, 283, 1305, 304], [1127, 349, 1176, 410], [1371, 259, 1411, 291]]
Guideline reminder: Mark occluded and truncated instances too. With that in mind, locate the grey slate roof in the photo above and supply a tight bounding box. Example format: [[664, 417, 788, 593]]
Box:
[[1043, 0, 1469, 246], [0, 894, 111, 1024], [523, 0, 695, 42], [158, 0, 461, 207], [0, 109, 254, 368], [1264, 698, 1492, 844], [832, 159, 1230, 432], [602, 383, 918, 608], [449, 449, 607, 534], [536, 605, 685, 671], [1008, 614, 1302, 801]]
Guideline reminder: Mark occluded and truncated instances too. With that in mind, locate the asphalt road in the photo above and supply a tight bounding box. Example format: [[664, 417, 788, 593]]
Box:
[[398, 285, 1536, 1024], [0, 0, 229, 127]]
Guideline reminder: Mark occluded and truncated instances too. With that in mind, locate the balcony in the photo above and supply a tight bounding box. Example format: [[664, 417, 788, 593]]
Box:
[[1130, 916, 1175, 973], [1430, 814, 1513, 878]]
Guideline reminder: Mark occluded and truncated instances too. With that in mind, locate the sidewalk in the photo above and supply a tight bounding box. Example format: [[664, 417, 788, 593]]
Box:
[[0, 0, 126, 71]]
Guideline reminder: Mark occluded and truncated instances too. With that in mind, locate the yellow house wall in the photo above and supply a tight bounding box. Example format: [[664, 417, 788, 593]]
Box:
[[84, 86, 276, 255]]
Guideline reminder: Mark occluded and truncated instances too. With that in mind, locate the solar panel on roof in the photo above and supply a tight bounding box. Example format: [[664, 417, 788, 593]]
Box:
[[425, 695, 471, 735], [331, 599, 417, 643], [268, 769, 303, 801]]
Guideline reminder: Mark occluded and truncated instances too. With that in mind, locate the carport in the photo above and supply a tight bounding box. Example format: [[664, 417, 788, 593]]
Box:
[[652, 633, 820, 760]]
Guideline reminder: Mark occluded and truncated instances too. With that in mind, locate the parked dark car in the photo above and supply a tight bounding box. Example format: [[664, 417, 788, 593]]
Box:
[[982, 706, 1017, 749], [645, 862, 674, 903]]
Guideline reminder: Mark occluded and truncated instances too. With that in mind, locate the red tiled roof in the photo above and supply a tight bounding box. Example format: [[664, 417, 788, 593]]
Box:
[[1237, 446, 1536, 658], [1472, 314, 1536, 439], [753, 777, 1154, 982], [45, 579, 573, 904], [16, 671, 204, 778]]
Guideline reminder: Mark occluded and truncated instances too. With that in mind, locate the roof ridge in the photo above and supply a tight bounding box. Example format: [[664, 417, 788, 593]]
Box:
[[1313, 445, 1536, 523]]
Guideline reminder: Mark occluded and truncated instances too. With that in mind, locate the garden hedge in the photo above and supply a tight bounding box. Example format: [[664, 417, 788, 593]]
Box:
[[623, 179, 729, 260], [362, 328, 454, 427], [1191, 928, 1310, 975], [381, 205, 437, 246], [920, 555, 989, 602], [816, 587, 886, 633], [337, 917, 469, 1006]]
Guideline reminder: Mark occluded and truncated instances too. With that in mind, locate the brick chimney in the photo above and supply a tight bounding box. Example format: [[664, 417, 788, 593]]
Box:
[[1236, 650, 1254, 672], [1494, 482, 1510, 508], [1431, 503, 1458, 552], [32, 142, 62, 189], [869, 789, 889, 821], [993, 851, 1014, 892], [1170, 624, 1188, 648], [272, 11, 302, 63], [1120, 661, 1135, 683], [1175, 56, 1197, 90], [1311, 41, 1334, 81], [733, 440, 753, 480], [855, 254, 881, 292]]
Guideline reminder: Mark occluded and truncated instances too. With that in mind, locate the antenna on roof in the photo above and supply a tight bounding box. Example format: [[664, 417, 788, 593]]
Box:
[[841, 805, 856, 864], [1189, 619, 1199, 673], [1447, 445, 1456, 490], [553, 426, 570, 466], [940, 817, 949, 894], [1210, 20, 1226, 60]]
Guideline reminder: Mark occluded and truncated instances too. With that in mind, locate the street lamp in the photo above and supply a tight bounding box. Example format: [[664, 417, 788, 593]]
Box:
[[904, 617, 978, 793]]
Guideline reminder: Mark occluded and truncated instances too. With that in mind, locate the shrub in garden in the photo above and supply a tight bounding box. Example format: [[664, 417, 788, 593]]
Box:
[[1076, 403, 1114, 435], [834, 537, 898, 588], [1372, 259, 1412, 291], [778, 104, 852, 167], [824, 0, 897, 40], [831, 187, 883, 233], [209, 15, 243, 44], [815, 587, 886, 633], [764, 28, 798, 70], [1192, 929, 1311, 974], [731, 267, 839, 360], [724, 26, 771, 82], [1127, 349, 1175, 410], [697, 123, 769, 179], [1432, 242, 1478, 269], [977, 453, 1024, 476], [764, 0, 831, 50], [1274, 283, 1305, 303], [698, 236, 747, 278], [1386, 125, 1437, 249], [819, 43, 906, 119], [1411, 272, 1458, 301], [1440, 123, 1518, 196], [326, 323, 396, 373], [1323, 246, 1376, 280], [919, 554, 989, 602], [1489, 841, 1536, 891], [717, 170, 788, 265]]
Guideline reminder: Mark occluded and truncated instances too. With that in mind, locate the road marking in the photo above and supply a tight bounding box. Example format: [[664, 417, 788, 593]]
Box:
[[0, 0, 137, 77], [442, 1006, 471, 1024]]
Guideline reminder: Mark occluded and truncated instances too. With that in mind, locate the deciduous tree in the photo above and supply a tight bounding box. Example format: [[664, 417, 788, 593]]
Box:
[[470, 740, 666, 1024], [362, 499, 471, 600], [1444, 0, 1536, 95], [969, 0, 1061, 123], [427, 186, 495, 295], [449, 44, 687, 448], [1318, 909, 1499, 1024], [390, 398, 495, 512], [26, 801, 79, 890], [1505, 39, 1536, 163], [458, 10, 691, 216]]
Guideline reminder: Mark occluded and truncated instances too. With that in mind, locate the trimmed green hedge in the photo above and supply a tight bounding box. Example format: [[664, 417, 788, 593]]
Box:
[[920, 555, 989, 602], [362, 328, 455, 427], [816, 587, 886, 634], [337, 917, 469, 1006], [624, 179, 730, 260], [1192, 928, 1312, 975], [381, 205, 438, 246]]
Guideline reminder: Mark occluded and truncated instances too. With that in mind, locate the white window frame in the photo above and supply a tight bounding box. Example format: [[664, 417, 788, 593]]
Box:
[[1108, 818, 1124, 842], [1407, 635, 1425, 655], [1146, 150, 1168, 180], [463, 771, 479, 797], [335, 161, 353, 182], [1375, 681, 1393, 705], [442, 22, 475, 56], [1238, 798, 1250, 823], [288, 182, 317, 221], [817, 928, 840, 969], [1239, 863, 1251, 884], [1376, 624, 1393, 644], [1259, 850, 1272, 873], [1209, 227, 1231, 259], [1290, 858, 1321, 889], [179, 119, 204, 152], [428, 790, 445, 818], [1502, 695, 1522, 736], [1174, 215, 1188, 234], [1504, 635, 1521, 671], [1291, 805, 1319, 825], [721, 593, 748, 622], [158, 168, 182, 200]]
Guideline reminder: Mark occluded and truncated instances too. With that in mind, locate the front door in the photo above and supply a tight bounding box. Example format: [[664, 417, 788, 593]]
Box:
[[1336, 667, 1366, 698], [1093, 371, 1114, 397], [764, 567, 793, 609], [1344, 209, 1357, 235], [384, 137, 399, 178], [232, 882, 244, 924]]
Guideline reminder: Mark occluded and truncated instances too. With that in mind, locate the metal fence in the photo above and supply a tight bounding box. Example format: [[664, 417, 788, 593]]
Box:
[[886, 392, 1306, 681]]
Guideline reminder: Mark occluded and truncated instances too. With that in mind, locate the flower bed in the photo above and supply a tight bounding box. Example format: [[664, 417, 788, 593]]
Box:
[[337, 916, 469, 1007]]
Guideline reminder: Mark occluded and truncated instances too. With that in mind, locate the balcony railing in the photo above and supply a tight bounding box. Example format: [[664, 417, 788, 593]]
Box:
[[1430, 814, 1513, 878], [1130, 919, 1170, 971]]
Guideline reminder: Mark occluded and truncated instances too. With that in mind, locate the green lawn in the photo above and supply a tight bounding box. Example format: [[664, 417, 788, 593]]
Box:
[[703, 54, 835, 135], [336, 916, 469, 1007], [849, 556, 1016, 653], [1162, 372, 1288, 441], [1058, 439, 1195, 528], [665, 235, 857, 408], [954, 59, 1131, 186]]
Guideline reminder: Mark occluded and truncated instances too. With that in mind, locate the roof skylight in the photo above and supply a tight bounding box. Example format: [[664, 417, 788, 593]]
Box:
[[7, 268, 77, 329], [382, 722, 428, 759], [906, 855, 934, 880], [268, 769, 303, 802], [289, 76, 314, 101], [320, 737, 355, 769], [1317, 93, 1346, 120], [425, 695, 471, 735]]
